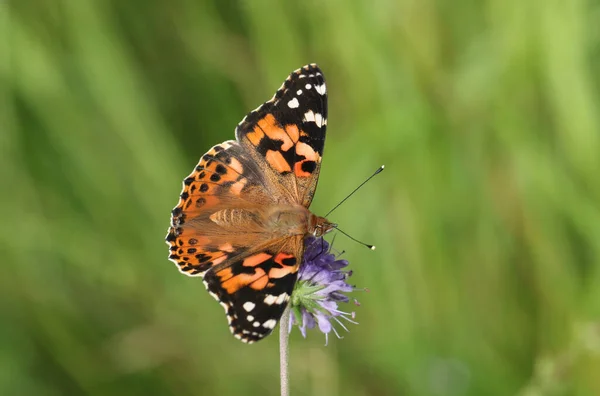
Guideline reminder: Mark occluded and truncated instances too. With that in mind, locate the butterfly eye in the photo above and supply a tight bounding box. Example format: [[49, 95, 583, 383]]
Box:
[[312, 225, 323, 237]]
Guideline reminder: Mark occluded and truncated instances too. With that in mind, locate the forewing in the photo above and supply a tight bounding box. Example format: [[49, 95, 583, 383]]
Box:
[[235, 63, 328, 207]]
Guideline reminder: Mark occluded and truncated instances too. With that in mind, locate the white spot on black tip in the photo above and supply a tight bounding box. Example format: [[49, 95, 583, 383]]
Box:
[[287, 98, 299, 108], [264, 292, 288, 305], [305, 83, 312, 89], [276, 293, 288, 304], [263, 319, 277, 329], [315, 84, 326, 95], [243, 302, 256, 312], [303, 111, 326, 127]]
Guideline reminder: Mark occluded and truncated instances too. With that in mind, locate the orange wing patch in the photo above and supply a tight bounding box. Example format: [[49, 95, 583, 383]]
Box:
[[269, 252, 298, 278], [247, 114, 298, 151], [211, 248, 300, 295], [266, 150, 292, 173], [218, 265, 268, 294], [294, 142, 320, 178], [243, 252, 273, 267]]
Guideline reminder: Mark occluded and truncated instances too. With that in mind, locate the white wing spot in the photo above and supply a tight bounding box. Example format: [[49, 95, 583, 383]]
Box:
[[263, 319, 277, 329], [315, 84, 326, 95], [247, 315, 254, 321], [253, 321, 260, 327], [297, 89, 302, 95], [304, 110, 315, 122], [305, 83, 312, 89], [243, 302, 256, 312], [265, 292, 289, 305], [276, 293, 288, 304], [314, 113, 324, 127], [287, 98, 300, 109], [303, 111, 327, 128]]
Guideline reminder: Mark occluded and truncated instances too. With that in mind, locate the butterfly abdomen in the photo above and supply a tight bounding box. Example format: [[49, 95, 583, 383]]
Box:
[[209, 205, 312, 237], [209, 208, 258, 228]]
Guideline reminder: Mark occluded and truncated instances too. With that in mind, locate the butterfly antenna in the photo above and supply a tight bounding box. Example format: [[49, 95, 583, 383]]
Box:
[[325, 165, 385, 217], [335, 227, 376, 251]]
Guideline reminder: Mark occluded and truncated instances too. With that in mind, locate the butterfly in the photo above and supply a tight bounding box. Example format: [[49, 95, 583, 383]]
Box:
[[166, 64, 335, 343]]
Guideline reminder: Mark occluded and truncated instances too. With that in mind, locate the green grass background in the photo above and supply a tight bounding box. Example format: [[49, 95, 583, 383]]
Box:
[[3, 1, 600, 395]]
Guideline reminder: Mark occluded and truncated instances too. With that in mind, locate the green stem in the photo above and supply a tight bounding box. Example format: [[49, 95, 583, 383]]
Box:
[[279, 305, 291, 396]]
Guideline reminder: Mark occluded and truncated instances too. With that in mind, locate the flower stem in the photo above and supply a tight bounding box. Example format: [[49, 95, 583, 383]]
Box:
[[279, 304, 291, 396]]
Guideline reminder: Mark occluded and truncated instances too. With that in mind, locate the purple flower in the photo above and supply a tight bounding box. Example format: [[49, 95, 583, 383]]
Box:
[[288, 236, 363, 344]]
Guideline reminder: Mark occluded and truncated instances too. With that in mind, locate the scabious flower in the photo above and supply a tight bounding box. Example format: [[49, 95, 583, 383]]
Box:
[[288, 236, 363, 344]]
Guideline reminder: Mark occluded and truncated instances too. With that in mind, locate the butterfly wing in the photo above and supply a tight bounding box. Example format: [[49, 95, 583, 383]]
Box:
[[166, 64, 328, 342], [203, 235, 304, 342], [236, 63, 327, 208], [167, 140, 275, 276]]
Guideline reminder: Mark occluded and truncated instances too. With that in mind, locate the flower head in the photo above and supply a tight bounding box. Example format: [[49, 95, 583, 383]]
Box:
[[288, 236, 363, 344]]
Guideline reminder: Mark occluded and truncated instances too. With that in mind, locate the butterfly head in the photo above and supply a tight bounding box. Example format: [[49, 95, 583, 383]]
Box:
[[310, 215, 336, 237]]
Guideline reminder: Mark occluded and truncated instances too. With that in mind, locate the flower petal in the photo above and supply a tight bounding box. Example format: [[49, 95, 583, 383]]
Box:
[[288, 236, 362, 342]]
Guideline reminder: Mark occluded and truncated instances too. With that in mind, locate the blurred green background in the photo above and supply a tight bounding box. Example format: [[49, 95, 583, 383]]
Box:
[[3, 0, 600, 395]]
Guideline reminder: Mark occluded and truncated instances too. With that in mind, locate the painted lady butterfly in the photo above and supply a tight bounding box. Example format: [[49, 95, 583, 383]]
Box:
[[166, 64, 334, 343]]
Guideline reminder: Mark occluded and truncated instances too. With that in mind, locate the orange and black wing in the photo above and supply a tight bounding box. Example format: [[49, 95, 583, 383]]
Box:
[[235, 63, 327, 208], [203, 236, 303, 343], [167, 140, 274, 277]]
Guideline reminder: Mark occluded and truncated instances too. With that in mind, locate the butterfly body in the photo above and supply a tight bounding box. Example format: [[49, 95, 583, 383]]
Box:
[[167, 64, 330, 343]]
